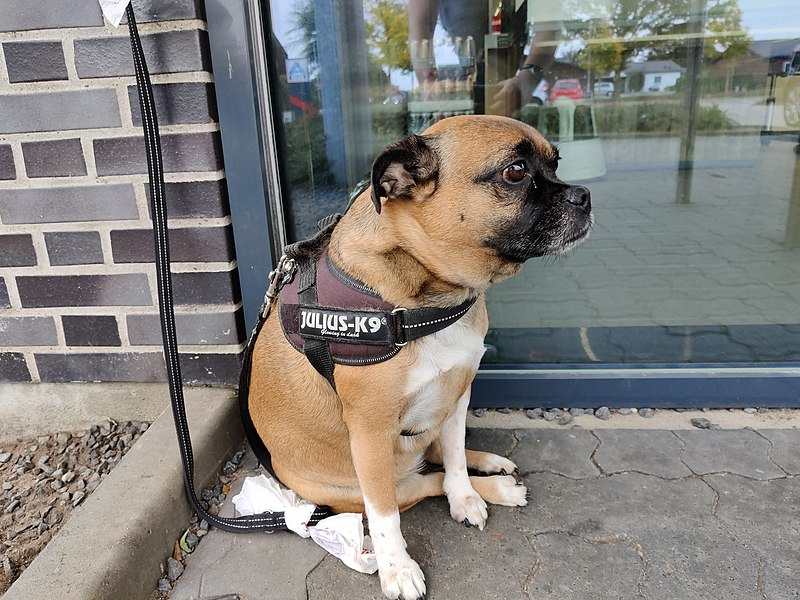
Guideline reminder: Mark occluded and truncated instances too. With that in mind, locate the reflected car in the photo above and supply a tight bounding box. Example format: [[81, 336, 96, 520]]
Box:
[[530, 79, 549, 105], [550, 79, 584, 101], [593, 81, 614, 97]]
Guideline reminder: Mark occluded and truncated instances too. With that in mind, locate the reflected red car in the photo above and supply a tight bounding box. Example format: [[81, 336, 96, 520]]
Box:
[[550, 79, 584, 101]]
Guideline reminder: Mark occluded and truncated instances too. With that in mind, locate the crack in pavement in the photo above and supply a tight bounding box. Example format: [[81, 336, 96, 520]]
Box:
[[588, 430, 605, 475], [750, 428, 792, 478], [304, 554, 329, 600]]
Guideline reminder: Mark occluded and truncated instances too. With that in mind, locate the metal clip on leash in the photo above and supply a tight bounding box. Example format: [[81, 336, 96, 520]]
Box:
[[261, 256, 296, 319], [125, 5, 327, 532]]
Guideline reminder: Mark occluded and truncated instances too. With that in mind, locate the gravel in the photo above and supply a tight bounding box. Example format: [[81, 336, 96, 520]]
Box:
[[557, 414, 574, 426], [0, 420, 148, 594], [166, 556, 184, 581], [525, 408, 543, 420], [594, 406, 612, 420], [153, 445, 249, 598]]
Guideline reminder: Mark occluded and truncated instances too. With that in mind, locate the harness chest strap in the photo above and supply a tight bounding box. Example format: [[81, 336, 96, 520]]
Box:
[[277, 248, 477, 388]]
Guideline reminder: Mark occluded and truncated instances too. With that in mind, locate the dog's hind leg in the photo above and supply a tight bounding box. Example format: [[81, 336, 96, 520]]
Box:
[[426, 440, 518, 476]]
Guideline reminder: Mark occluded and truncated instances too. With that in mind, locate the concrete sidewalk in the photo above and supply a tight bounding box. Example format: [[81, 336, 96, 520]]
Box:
[[169, 420, 800, 600]]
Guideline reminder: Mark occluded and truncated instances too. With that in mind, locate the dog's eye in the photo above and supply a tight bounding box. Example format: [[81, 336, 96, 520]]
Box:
[[502, 161, 527, 184]]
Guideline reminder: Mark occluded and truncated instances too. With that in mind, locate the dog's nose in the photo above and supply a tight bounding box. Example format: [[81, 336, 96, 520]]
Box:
[[566, 186, 591, 210]]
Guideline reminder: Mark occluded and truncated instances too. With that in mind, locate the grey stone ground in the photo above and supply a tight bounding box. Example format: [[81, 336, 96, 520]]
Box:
[[486, 134, 800, 329], [169, 426, 800, 600]]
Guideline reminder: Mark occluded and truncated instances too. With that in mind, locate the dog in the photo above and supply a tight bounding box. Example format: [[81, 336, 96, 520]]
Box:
[[248, 115, 592, 599]]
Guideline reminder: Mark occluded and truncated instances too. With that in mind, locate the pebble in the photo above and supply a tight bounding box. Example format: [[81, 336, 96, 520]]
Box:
[[157, 577, 173, 592], [638, 408, 655, 418], [2, 482, 12, 491], [496, 407, 512, 414], [558, 414, 574, 426], [472, 408, 486, 418], [51, 512, 63, 525], [594, 406, 612, 420], [72, 491, 86, 507], [525, 408, 543, 420], [3, 556, 14, 577], [61, 471, 76, 484], [0, 452, 12, 464], [542, 411, 557, 422], [570, 408, 584, 417], [743, 407, 757, 414], [166, 556, 184, 581], [618, 408, 633, 415], [184, 532, 199, 550], [757, 408, 769, 414], [691, 418, 712, 429], [37, 522, 48, 535]]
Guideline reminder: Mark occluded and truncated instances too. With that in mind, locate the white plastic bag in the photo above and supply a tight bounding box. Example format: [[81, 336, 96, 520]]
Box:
[[232, 475, 378, 574]]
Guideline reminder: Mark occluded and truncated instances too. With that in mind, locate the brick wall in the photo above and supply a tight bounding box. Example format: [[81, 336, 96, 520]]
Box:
[[0, 0, 245, 385]]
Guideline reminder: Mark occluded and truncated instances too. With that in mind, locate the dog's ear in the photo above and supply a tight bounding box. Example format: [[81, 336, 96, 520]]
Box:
[[370, 135, 438, 214]]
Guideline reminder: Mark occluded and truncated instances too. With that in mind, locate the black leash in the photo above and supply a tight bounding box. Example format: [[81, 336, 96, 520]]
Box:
[[125, 5, 328, 533]]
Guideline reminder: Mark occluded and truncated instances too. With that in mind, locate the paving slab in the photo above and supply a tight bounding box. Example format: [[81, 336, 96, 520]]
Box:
[[510, 429, 600, 478], [464, 427, 516, 457], [528, 532, 644, 600], [638, 525, 762, 600], [675, 429, 786, 479], [759, 428, 800, 475], [523, 472, 714, 537], [705, 473, 800, 599], [593, 430, 692, 478]]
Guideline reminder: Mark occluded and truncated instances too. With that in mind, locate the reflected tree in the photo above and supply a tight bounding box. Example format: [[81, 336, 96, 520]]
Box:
[[564, 0, 751, 94], [364, 0, 411, 74]]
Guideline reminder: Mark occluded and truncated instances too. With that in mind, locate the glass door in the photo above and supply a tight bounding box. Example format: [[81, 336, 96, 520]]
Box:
[[263, 0, 800, 406]]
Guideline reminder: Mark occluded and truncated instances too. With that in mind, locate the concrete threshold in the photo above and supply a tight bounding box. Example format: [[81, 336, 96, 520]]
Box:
[[468, 408, 800, 430], [3, 386, 243, 600]]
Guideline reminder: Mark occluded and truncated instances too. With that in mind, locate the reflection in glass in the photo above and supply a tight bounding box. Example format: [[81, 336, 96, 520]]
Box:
[[268, 0, 800, 365]]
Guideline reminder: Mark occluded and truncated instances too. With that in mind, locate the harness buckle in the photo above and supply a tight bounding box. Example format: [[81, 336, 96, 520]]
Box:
[[260, 255, 297, 319], [391, 307, 408, 346]]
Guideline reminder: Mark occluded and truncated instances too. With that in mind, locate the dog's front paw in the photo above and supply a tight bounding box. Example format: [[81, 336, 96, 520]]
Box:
[[448, 492, 488, 530], [379, 557, 426, 600]]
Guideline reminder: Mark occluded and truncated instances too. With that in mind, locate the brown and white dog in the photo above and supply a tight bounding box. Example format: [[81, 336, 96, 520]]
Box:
[[248, 115, 592, 599]]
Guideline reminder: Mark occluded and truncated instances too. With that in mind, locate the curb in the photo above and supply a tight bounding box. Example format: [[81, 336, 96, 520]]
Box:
[[3, 387, 243, 600]]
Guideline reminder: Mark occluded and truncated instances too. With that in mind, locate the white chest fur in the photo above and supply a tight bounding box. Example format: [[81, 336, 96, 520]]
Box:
[[400, 315, 486, 429]]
